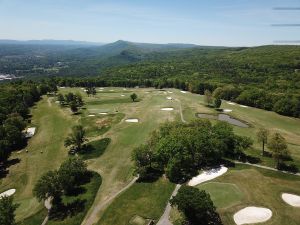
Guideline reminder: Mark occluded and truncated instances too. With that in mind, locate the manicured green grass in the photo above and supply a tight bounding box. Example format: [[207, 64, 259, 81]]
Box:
[[98, 178, 175, 225], [196, 182, 244, 208], [171, 165, 300, 225], [79, 138, 111, 160], [216, 165, 300, 225]]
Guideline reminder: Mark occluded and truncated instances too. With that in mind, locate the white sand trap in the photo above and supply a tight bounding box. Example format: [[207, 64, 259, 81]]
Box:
[[0, 189, 16, 198], [99, 90, 103, 92], [88, 114, 96, 117], [125, 119, 139, 123], [99, 87, 104, 90], [161, 107, 174, 111], [227, 102, 236, 105], [223, 109, 233, 113], [240, 105, 248, 108], [80, 88, 84, 90], [123, 88, 127, 90], [55, 101, 60, 104], [188, 166, 228, 186], [168, 91, 173, 93], [59, 86, 65, 89], [121, 94, 125, 97], [166, 97, 172, 100], [25, 127, 36, 138], [99, 112, 108, 115], [233, 207, 272, 225], [180, 91, 187, 93], [109, 90, 114, 91], [282, 193, 300, 207]]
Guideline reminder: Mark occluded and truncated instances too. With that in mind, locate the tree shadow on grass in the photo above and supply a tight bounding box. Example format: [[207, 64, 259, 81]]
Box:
[[136, 168, 164, 183], [64, 186, 87, 197], [49, 199, 87, 221], [279, 163, 299, 174], [0, 158, 21, 179]]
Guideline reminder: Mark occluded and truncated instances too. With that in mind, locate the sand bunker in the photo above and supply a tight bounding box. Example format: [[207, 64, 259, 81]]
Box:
[[88, 114, 96, 117], [168, 91, 173, 93], [233, 207, 272, 225], [227, 102, 236, 105], [188, 166, 228, 186], [166, 97, 172, 100], [180, 91, 187, 93], [109, 90, 114, 91], [123, 88, 127, 90], [125, 119, 139, 123], [99, 87, 104, 90], [240, 105, 248, 108], [0, 189, 16, 198], [25, 127, 36, 138], [121, 94, 125, 97], [99, 112, 108, 115], [223, 109, 233, 113], [161, 107, 174, 111], [282, 193, 300, 207]]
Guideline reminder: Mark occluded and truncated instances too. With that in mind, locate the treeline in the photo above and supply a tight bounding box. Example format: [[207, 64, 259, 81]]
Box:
[[39, 76, 300, 118], [0, 80, 57, 164]]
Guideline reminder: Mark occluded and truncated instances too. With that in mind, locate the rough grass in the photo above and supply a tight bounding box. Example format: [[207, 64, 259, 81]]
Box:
[[80, 113, 125, 138], [98, 178, 175, 225]]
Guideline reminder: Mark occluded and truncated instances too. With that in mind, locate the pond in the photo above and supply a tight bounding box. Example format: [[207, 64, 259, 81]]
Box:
[[196, 113, 249, 128]]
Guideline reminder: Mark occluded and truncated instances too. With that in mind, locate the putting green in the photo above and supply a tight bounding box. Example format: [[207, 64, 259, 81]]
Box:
[[196, 182, 244, 208]]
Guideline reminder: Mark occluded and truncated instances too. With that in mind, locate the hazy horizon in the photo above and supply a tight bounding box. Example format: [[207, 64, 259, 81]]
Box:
[[1, 0, 300, 47]]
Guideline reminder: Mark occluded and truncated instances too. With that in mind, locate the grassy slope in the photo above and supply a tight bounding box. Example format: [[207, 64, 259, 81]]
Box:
[[98, 178, 175, 225], [0, 96, 75, 221]]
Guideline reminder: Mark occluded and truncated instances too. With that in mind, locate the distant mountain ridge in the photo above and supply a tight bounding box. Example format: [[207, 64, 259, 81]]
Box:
[[0, 39, 105, 46]]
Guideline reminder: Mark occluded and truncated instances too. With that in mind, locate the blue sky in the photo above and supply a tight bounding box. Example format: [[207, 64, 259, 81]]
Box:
[[0, 0, 300, 46]]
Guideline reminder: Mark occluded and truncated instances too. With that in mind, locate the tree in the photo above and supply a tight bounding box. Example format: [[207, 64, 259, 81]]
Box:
[[64, 125, 87, 152], [204, 90, 212, 106], [86, 87, 96, 97], [130, 93, 138, 102], [75, 93, 84, 107], [58, 158, 87, 194], [57, 93, 65, 105], [33, 170, 63, 205], [170, 186, 222, 225], [214, 97, 222, 108], [268, 132, 289, 169], [256, 128, 269, 156], [69, 101, 78, 113], [0, 196, 18, 225]]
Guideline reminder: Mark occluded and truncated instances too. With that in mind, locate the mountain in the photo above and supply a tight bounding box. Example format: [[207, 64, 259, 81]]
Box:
[[0, 39, 105, 46]]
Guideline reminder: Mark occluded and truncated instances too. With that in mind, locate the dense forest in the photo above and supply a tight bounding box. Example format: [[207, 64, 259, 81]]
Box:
[[0, 42, 300, 118]]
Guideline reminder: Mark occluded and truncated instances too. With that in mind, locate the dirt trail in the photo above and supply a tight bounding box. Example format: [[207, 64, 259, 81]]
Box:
[[81, 177, 138, 225], [156, 184, 181, 225]]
